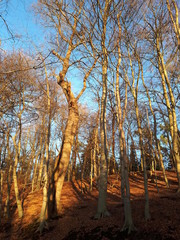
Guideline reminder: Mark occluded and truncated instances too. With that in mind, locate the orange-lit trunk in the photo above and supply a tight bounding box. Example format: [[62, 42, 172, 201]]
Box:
[[49, 77, 79, 215]]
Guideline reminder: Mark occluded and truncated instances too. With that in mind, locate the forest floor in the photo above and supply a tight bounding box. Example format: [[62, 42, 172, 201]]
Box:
[[1, 171, 180, 240]]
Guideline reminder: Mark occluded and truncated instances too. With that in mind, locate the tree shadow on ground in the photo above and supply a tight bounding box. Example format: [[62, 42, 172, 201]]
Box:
[[62, 225, 176, 240]]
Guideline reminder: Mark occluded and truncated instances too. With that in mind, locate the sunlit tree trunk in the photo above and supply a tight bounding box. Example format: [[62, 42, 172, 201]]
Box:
[[93, 128, 98, 180], [134, 102, 150, 220], [90, 149, 93, 191], [50, 56, 96, 216], [93, 110, 99, 181], [37, 141, 46, 189], [141, 62, 169, 187], [95, 0, 111, 219], [31, 133, 39, 192], [12, 87, 25, 219], [166, 0, 180, 51], [146, 109, 159, 192], [51, 95, 79, 215], [13, 130, 23, 219], [112, 112, 116, 174], [115, 17, 135, 232], [0, 148, 2, 224], [4, 129, 12, 219], [121, 33, 150, 220], [156, 31, 180, 191], [39, 59, 51, 233]]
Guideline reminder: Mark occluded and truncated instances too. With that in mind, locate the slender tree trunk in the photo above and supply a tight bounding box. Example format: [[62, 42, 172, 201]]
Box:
[[31, 134, 39, 192], [156, 34, 180, 190], [4, 130, 12, 219], [90, 150, 93, 191], [112, 113, 116, 174], [37, 143, 45, 189], [115, 16, 135, 232], [93, 111, 99, 181], [39, 61, 51, 233], [67, 159, 72, 182], [0, 158, 2, 224], [134, 102, 150, 220], [141, 62, 169, 187], [166, 0, 180, 51], [95, 0, 111, 218], [32, 154, 39, 192], [12, 112, 24, 219], [120, 129, 135, 233], [13, 133, 23, 219], [93, 130, 98, 180], [125, 43, 150, 220], [146, 109, 159, 192], [4, 165, 12, 219], [82, 155, 87, 181]]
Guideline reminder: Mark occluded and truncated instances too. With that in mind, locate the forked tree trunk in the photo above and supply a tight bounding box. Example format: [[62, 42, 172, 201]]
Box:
[[48, 1, 96, 216]]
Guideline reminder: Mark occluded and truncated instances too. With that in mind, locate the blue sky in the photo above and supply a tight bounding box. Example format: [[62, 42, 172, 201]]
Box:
[[1, 0, 44, 51], [0, 0, 97, 109]]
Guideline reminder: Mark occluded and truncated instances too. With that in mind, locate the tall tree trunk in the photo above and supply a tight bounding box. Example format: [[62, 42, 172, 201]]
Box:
[[31, 133, 39, 192], [141, 61, 169, 187], [112, 112, 116, 174], [95, 0, 111, 219], [50, 98, 79, 216], [156, 31, 180, 190], [0, 153, 2, 224], [39, 60, 51, 233], [124, 41, 150, 220], [90, 149, 93, 191], [4, 129, 12, 219], [13, 133, 23, 219], [37, 143, 46, 189], [134, 102, 150, 220], [49, 4, 97, 216], [93, 110, 99, 181], [12, 91, 25, 219], [115, 16, 135, 232]]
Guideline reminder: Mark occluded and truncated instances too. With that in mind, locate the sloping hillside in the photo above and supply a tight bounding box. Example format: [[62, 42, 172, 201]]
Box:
[[1, 171, 180, 240]]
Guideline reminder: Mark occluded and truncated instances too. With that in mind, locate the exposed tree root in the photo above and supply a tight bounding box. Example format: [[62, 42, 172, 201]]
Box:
[[121, 223, 137, 234], [94, 210, 111, 219], [177, 188, 180, 194], [37, 220, 49, 234]]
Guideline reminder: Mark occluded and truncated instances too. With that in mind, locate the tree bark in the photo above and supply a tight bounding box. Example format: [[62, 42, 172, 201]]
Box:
[[50, 93, 79, 215]]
